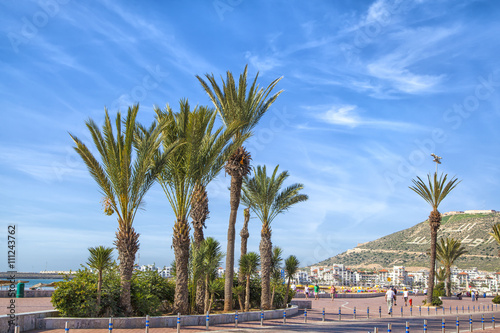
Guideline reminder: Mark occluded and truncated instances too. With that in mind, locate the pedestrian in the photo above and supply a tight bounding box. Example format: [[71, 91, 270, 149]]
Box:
[[330, 284, 336, 302], [476, 290, 479, 302], [304, 285, 309, 299], [314, 283, 320, 300], [471, 290, 475, 302], [392, 286, 397, 306], [385, 287, 395, 314], [403, 288, 409, 306]]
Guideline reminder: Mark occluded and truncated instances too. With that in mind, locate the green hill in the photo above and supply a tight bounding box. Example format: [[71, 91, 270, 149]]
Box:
[[317, 212, 500, 271]]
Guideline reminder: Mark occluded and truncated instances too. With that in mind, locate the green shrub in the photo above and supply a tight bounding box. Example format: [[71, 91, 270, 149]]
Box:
[[492, 295, 500, 304], [51, 268, 121, 317], [431, 296, 443, 306], [52, 267, 174, 317], [433, 282, 445, 297]]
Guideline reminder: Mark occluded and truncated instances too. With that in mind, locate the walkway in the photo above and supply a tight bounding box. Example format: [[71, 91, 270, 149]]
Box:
[[14, 295, 500, 332]]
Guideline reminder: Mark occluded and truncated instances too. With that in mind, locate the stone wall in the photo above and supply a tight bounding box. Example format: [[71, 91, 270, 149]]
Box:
[[38, 306, 298, 330], [0, 290, 54, 298], [0, 310, 58, 333]]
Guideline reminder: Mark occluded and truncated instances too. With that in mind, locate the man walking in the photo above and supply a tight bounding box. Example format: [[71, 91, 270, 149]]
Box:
[[385, 286, 395, 314]]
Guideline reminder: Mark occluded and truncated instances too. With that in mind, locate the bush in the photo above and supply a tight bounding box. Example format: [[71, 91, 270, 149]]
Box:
[[433, 282, 445, 297], [431, 296, 443, 306], [52, 267, 174, 317], [51, 268, 121, 317], [492, 295, 500, 304]]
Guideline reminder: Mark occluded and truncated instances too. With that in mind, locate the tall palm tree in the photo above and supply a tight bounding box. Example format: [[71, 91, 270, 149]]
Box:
[[239, 252, 260, 312], [489, 223, 500, 256], [436, 237, 468, 296], [270, 246, 283, 308], [242, 165, 308, 309], [70, 104, 172, 315], [409, 172, 460, 304], [283, 255, 300, 307], [86, 246, 114, 309], [197, 65, 283, 311], [155, 100, 238, 314], [188, 107, 243, 313]]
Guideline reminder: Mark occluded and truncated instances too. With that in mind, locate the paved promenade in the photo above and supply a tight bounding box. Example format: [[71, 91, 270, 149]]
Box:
[[4, 295, 500, 332]]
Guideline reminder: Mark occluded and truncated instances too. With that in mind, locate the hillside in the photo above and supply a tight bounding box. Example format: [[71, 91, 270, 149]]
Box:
[[317, 212, 500, 271]]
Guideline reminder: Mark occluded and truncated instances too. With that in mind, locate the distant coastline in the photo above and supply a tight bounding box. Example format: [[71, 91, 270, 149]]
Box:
[[0, 272, 74, 279]]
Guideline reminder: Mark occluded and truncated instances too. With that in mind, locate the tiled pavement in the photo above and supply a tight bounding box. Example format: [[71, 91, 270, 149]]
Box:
[[5, 295, 500, 332]]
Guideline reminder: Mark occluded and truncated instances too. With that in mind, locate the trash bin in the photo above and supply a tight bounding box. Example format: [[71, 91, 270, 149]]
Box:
[[16, 283, 24, 298]]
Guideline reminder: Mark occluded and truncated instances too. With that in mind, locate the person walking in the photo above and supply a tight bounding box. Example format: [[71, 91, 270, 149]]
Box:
[[304, 285, 309, 299], [330, 285, 336, 302], [314, 283, 320, 300], [403, 288, 409, 306], [471, 290, 475, 302], [385, 287, 395, 314]]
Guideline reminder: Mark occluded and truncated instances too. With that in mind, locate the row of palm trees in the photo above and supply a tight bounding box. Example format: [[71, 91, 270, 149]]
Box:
[[71, 65, 307, 315]]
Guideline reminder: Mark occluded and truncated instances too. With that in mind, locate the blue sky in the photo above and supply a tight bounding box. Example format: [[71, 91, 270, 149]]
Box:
[[1, 0, 500, 272]]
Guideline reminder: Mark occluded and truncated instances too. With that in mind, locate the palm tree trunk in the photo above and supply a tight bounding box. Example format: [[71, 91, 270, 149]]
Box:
[[427, 210, 441, 304], [97, 270, 102, 309], [191, 184, 208, 313], [238, 208, 250, 305], [271, 285, 276, 309], [284, 277, 291, 308], [260, 226, 272, 310], [204, 275, 210, 314], [245, 275, 251, 312], [173, 218, 190, 315], [114, 226, 139, 316], [224, 174, 243, 311], [446, 266, 452, 297]]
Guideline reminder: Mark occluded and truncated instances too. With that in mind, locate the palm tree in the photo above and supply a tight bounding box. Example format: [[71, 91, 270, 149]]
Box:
[[239, 252, 260, 312], [242, 165, 308, 309], [270, 246, 283, 308], [409, 172, 460, 304], [70, 104, 172, 315], [283, 255, 300, 307], [197, 65, 283, 311], [86, 246, 114, 309], [489, 224, 500, 256], [436, 237, 468, 296], [199, 237, 225, 313], [155, 101, 237, 314]]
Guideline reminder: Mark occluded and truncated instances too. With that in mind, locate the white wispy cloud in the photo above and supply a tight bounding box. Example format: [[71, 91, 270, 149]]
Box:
[[316, 104, 424, 131]]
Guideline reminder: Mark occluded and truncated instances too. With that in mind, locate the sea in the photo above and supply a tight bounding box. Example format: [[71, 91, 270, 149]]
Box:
[[1, 278, 66, 290]]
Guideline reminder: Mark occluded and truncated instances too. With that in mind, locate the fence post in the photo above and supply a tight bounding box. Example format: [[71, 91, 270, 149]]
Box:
[[367, 306, 370, 319], [456, 316, 459, 333], [374, 327, 378, 333], [65, 322, 69, 333], [424, 319, 427, 332], [406, 321, 410, 333], [339, 307, 342, 321], [468, 306, 470, 313], [457, 306, 459, 314], [304, 308, 307, 323], [177, 313, 180, 333], [420, 306, 422, 316], [109, 317, 113, 332], [388, 323, 392, 333], [436, 307, 438, 315], [442, 318, 446, 333], [322, 307, 325, 322], [145, 315, 149, 333], [235, 310, 238, 328], [379, 306, 382, 318], [283, 309, 286, 324], [481, 314, 484, 330], [428, 306, 430, 316], [443, 306, 445, 315], [469, 315, 473, 332], [206, 311, 209, 330], [492, 315, 495, 329], [402, 306, 404, 317], [463, 306, 464, 314], [354, 306, 356, 320], [260, 309, 264, 326], [410, 306, 412, 316]]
